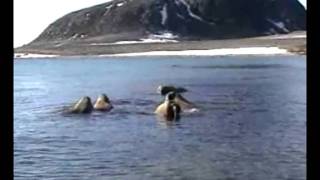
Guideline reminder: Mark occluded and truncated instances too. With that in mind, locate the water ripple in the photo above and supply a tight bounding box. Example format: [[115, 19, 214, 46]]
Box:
[[14, 57, 306, 180]]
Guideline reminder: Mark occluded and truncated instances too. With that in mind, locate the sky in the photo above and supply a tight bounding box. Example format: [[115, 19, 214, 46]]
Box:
[[14, 0, 307, 48]]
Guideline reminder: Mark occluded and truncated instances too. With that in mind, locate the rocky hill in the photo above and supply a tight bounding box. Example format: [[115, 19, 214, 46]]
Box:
[[17, 0, 306, 54]]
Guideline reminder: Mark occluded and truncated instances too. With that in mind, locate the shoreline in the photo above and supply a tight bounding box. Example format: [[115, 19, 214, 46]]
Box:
[[99, 47, 290, 57], [14, 47, 296, 59], [14, 31, 306, 59]]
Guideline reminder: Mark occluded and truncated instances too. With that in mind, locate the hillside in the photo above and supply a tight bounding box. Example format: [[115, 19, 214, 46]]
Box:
[[15, 0, 306, 55]]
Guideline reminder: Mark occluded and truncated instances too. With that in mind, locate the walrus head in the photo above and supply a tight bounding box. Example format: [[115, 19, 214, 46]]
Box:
[[69, 96, 93, 114], [165, 92, 181, 121], [94, 94, 113, 111], [165, 91, 177, 101], [98, 94, 111, 103]]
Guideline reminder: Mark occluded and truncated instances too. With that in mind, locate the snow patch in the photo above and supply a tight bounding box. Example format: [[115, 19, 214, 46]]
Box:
[[277, 35, 306, 39], [90, 38, 178, 46], [14, 53, 59, 59], [70, 34, 79, 39], [175, 0, 207, 23], [117, 2, 124, 7], [149, 32, 179, 39], [258, 34, 306, 40], [105, 4, 113, 9], [160, 4, 168, 25], [114, 41, 143, 44], [267, 19, 289, 33], [90, 32, 179, 46], [100, 47, 290, 57], [139, 38, 177, 43]]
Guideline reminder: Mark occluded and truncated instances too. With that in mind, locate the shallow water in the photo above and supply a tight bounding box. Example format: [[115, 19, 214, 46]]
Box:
[[14, 55, 306, 180]]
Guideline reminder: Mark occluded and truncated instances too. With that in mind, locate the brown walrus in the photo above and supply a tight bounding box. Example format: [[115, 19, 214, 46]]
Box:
[[156, 85, 198, 112], [68, 96, 93, 114], [155, 92, 181, 121], [93, 94, 113, 111]]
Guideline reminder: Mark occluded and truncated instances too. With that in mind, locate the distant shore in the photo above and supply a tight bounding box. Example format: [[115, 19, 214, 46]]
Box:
[[14, 31, 306, 58]]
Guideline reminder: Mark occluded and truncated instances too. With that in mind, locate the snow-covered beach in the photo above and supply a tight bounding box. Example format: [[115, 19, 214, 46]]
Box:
[[15, 47, 293, 59], [14, 31, 306, 58], [14, 53, 59, 59], [100, 47, 290, 57]]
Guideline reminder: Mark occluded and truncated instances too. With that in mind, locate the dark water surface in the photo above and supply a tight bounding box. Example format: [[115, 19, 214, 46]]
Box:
[[14, 55, 306, 180]]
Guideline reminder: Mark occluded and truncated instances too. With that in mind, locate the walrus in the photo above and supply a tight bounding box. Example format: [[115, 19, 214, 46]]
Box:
[[173, 93, 199, 112], [157, 85, 188, 96], [93, 94, 113, 111], [68, 96, 93, 114], [157, 85, 199, 112], [155, 91, 181, 121]]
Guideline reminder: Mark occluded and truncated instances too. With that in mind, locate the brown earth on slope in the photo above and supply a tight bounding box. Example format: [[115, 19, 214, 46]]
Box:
[[15, 31, 306, 56]]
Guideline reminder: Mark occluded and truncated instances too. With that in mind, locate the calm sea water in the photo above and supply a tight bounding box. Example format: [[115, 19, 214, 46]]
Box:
[[14, 55, 306, 180]]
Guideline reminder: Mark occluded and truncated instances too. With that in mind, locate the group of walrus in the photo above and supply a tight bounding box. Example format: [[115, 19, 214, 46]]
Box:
[[67, 85, 198, 121]]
